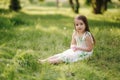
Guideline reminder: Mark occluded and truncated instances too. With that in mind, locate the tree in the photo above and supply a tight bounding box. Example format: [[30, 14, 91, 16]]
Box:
[[85, 0, 91, 5], [56, 0, 59, 8], [91, 0, 109, 14], [9, 0, 21, 11], [69, 0, 80, 13]]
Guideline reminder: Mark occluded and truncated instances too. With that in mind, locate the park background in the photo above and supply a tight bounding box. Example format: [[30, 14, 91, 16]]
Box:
[[0, 0, 120, 80]]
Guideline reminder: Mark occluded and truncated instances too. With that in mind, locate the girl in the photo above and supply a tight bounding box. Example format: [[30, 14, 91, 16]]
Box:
[[39, 15, 95, 64]]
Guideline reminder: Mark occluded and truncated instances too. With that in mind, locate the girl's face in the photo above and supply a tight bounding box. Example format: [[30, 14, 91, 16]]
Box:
[[75, 19, 86, 33]]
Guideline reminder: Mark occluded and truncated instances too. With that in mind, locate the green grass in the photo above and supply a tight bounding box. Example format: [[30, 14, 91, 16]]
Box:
[[0, 4, 120, 80]]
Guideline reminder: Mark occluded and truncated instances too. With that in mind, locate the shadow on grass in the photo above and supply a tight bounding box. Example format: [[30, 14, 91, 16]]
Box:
[[0, 10, 119, 30], [88, 19, 120, 28], [0, 9, 11, 14]]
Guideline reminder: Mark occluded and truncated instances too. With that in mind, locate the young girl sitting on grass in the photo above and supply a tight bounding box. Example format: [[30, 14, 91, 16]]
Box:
[[39, 15, 95, 64]]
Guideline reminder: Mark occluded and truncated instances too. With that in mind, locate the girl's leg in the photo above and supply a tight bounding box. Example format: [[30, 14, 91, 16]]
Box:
[[48, 58, 63, 64], [39, 54, 61, 63], [46, 55, 60, 60]]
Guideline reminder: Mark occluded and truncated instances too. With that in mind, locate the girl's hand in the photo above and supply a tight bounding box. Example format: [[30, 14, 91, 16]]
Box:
[[71, 46, 77, 52], [72, 47, 79, 52], [73, 47, 82, 52], [71, 45, 76, 51], [71, 45, 82, 52]]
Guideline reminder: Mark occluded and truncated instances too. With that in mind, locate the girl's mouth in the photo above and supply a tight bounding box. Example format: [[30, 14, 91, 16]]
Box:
[[78, 28, 82, 30]]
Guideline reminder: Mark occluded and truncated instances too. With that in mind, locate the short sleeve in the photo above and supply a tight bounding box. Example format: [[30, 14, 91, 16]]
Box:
[[84, 32, 94, 44]]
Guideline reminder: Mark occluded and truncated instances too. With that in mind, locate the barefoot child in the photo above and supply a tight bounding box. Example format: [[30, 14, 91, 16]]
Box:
[[39, 15, 95, 64]]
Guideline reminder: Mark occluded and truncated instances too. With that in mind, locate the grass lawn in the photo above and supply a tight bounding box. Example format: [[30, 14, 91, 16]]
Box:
[[0, 3, 120, 80]]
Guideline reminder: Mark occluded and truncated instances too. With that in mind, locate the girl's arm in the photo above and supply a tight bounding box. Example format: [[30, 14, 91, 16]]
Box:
[[70, 32, 77, 48], [76, 35, 94, 52]]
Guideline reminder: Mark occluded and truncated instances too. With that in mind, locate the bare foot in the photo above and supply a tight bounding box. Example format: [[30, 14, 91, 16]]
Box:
[[38, 59, 47, 63]]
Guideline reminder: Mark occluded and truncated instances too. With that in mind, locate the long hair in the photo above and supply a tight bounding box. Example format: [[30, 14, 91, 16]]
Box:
[[74, 15, 96, 44]]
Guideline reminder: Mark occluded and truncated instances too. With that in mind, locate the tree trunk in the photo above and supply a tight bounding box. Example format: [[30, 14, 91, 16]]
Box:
[[102, 0, 108, 11], [92, 0, 102, 14], [75, 0, 80, 13], [86, 0, 91, 5], [9, 0, 21, 11], [56, 0, 59, 8], [69, 0, 74, 11], [91, 0, 108, 14], [69, 0, 80, 14]]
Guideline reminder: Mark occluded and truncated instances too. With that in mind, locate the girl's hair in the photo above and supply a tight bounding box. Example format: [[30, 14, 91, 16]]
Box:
[[74, 15, 95, 44]]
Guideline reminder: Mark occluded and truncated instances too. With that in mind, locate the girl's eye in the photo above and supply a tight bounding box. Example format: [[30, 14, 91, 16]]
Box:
[[76, 24, 78, 26], [80, 23, 83, 25]]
